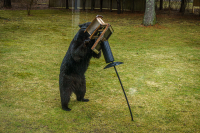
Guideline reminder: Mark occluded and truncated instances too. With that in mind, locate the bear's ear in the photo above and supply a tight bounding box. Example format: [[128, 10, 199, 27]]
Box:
[[79, 22, 91, 29]]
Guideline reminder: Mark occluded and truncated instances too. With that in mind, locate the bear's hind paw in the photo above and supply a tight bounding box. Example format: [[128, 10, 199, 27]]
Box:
[[81, 98, 89, 102], [62, 107, 71, 111]]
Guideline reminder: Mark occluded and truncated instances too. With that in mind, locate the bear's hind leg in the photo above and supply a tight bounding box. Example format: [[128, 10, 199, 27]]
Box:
[[75, 88, 89, 102], [77, 95, 89, 102], [61, 98, 71, 111], [75, 77, 89, 102], [60, 89, 72, 111], [76, 92, 89, 102]]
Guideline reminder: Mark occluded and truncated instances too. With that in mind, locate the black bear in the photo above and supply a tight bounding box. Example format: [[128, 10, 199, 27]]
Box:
[[59, 22, 101, 111]]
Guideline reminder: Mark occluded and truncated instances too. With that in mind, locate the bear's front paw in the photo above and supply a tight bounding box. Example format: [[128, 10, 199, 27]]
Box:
[[83, 38, 91, 45]]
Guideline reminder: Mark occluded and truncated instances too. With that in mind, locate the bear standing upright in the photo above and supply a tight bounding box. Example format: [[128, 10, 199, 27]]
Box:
[[59, 22, 101, 111]]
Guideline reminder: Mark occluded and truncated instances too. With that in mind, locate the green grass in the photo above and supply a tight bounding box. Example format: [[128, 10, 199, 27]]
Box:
[[0, 9, 200, 132]]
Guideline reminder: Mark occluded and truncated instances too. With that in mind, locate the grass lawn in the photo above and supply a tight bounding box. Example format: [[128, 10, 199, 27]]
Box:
[[0, 9, 200, 132]]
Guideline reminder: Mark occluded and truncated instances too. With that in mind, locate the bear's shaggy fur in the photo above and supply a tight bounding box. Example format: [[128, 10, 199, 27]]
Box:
[[59, 22, 101, 111]]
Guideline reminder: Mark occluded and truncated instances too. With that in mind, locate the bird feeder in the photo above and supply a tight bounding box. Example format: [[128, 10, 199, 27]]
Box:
[[85, 15, 114, 54]]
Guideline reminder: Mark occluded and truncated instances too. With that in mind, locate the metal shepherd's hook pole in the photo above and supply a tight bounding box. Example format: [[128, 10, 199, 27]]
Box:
[[113, 65, 134, 121], [102, 41, 133, 121]]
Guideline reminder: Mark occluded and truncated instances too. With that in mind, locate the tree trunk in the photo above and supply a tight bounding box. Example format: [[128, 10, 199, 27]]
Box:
[[3, 0, 11, 8], [27, 0, 33, 15], [180, 0, 187, 13], [74, 0, 78, 10], [66, 0, 69, 9], [83, 0, 86, 10], [131, 0, 135, 13], [91, 0, 95, 11], [100, 0, 103, 12], [116, 0, 121, 14], [169, 0, 171, 14], [122, 0, 125, 13], [160, 0, 163, 10], [143, 0, 156, 26], [110, 0, 112, 12]]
